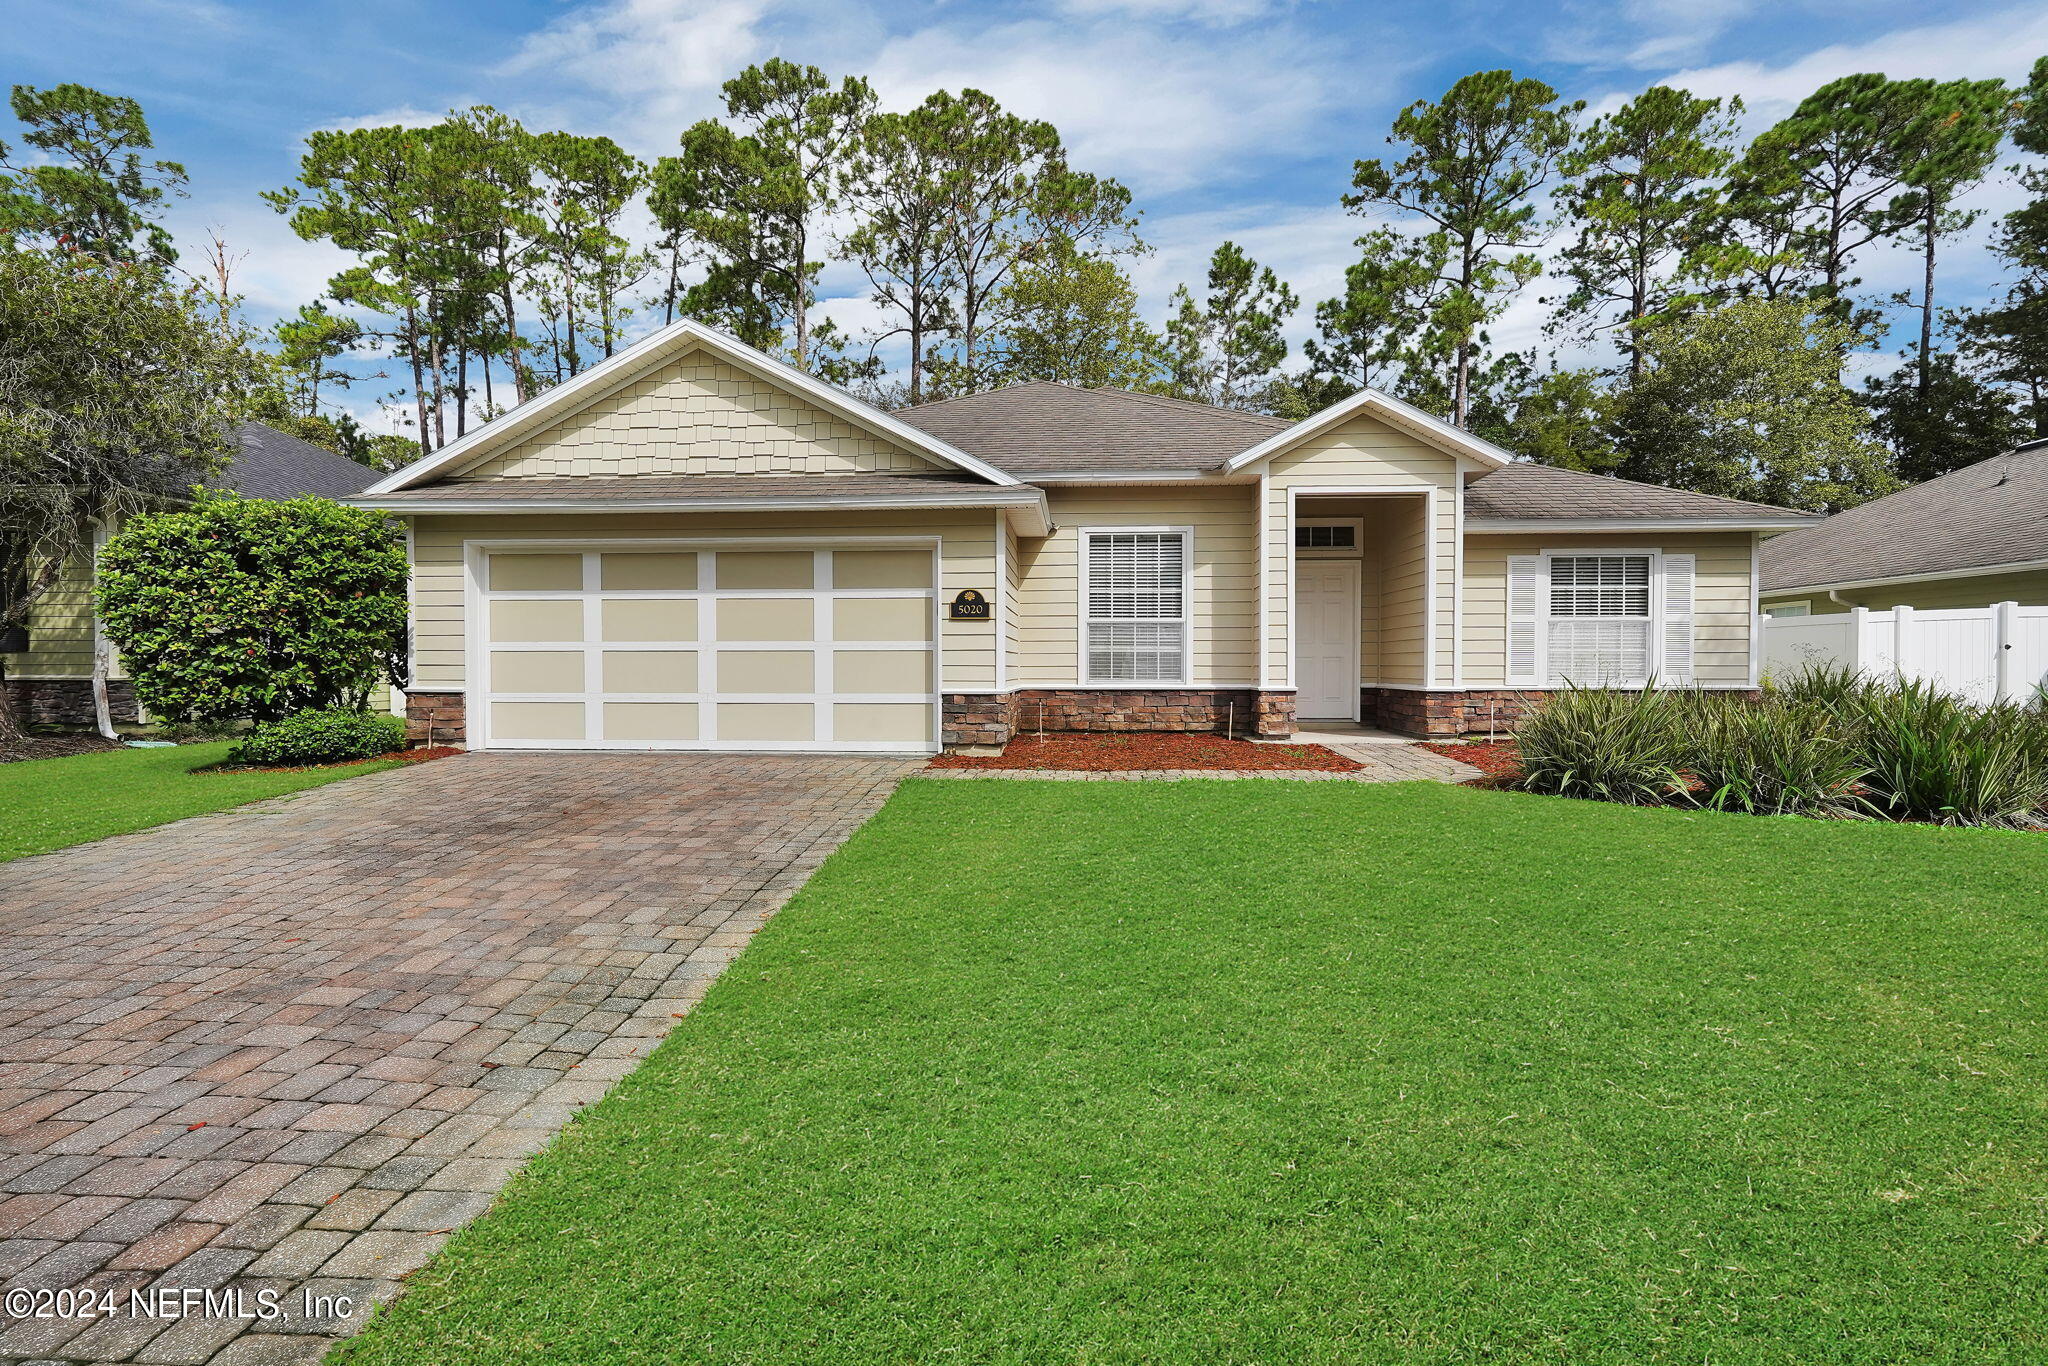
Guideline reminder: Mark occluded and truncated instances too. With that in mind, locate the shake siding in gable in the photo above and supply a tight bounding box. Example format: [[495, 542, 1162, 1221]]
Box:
[[1462, 531, 1754, 687], [406, 509, 998, 692], [455, 349, 942, 480], [1013, 485, 1258, 686], [1259, 414, 1460, 687]]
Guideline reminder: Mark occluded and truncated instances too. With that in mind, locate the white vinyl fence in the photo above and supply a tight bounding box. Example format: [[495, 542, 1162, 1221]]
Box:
[[1762, 602, 2048, 706]]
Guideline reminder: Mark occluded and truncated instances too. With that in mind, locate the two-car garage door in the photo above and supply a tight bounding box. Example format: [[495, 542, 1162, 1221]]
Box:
[[478, 544, 936, 752]]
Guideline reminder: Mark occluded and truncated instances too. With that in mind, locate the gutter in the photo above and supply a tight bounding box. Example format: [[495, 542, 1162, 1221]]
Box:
[[1466, 516, 1819, 533], [347, 487, 1054, 538]]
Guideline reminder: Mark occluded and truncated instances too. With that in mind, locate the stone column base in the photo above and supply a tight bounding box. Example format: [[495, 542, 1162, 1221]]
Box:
[[405, 691, 467, 747], [3, 678, 143, 729]]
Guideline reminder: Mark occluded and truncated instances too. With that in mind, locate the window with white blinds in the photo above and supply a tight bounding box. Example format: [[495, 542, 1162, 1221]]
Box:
[[1546, 554, 1653, 684], [1083, 530, 1189, 683]]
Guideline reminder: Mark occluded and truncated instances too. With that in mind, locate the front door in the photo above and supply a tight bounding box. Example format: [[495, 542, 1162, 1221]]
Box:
[[1296, 560, 1360, 721]]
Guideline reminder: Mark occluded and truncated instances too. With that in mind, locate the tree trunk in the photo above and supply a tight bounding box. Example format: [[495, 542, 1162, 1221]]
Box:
[[91, 635, 116, 741], [1454, 340, 1471, 428], [404, 302, 432, 454], [456, 345, 469, 439], [499, 278, 528, 405], [430, 328, 448, 448], [1918, 199, 1937, 397]]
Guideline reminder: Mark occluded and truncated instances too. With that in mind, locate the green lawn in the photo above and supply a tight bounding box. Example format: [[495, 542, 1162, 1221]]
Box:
[[0, 741, 404, 862], [340, 780, 2048, 1365]]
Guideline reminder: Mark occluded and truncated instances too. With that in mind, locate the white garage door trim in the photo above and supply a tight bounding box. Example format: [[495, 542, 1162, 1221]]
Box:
[[464, 535, 942, 754]]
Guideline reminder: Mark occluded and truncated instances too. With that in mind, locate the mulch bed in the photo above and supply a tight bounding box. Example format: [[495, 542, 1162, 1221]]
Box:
[[1420, 740, 1521, 785], [0, 731, 128, 764], [206, 746, 462, 775], [928, 733, 1361, 772]]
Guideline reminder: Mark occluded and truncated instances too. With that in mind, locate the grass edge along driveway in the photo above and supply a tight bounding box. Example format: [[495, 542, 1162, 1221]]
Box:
[[339, 779, 2048, 1366], [0, 741, 404, 862]]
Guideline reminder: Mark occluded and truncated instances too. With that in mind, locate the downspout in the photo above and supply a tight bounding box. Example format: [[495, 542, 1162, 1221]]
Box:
[[1827, 590, 1859, 610]]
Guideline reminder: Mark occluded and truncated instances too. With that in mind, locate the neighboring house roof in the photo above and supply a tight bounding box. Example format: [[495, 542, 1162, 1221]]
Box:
[[894, 382, 1288, 475], [1466, 463, 1818, 528], [1760, 439, 2048, 594], [215, 422, 379, 500]]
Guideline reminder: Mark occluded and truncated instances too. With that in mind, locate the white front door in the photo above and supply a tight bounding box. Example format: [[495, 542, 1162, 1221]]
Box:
[[1296, 560, 1360, 720]]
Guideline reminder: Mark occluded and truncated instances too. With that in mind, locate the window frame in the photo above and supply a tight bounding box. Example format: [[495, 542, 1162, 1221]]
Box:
[[1078, 525, 1195, 687], [1293, 518, 1365, 558], [1764, 599, 1811, 618], [1537, 547, 1666, 687]]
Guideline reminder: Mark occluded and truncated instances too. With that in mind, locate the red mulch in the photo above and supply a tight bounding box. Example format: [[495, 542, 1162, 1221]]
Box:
[[1420, 739, 1521, 784], [928, 732, 1361, 772], [209, 746, 462, 775], [0, 731, 128, 764]]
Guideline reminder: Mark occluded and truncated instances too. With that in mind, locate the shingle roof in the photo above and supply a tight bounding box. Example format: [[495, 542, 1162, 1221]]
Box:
[[894, 381, 1287, 474], [215, 422, 381, 500], [361, 471, 1014, 504], [1465, 462, 1815, 524], [1759, 440, 2048, 593]]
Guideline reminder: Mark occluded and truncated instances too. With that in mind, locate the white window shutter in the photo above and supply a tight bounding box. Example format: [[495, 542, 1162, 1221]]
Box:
[[1507, 556, 1542, 685], [1661, 554, 1695, 683]]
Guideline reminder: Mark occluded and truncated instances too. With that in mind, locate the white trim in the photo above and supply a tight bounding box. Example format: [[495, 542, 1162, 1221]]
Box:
[[1077, 524, 1195, 687], [1422, 486, 1439, 687], [1292, 517, 1365, 557], [1469, 516, 1815, 533], [353, 487, 1051, 539], [1749, 535, 1765, 688], [363, 318, 1021, 494], [1256, 469, 1270, 689], [1028, 469, 1213, 483], [1762, 554, 2048, 598], [1223, 387, 1514, 474], [1452, 476, 1465, 688]]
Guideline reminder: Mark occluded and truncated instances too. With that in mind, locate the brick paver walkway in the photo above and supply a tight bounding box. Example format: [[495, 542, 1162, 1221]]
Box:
[[0, 752, 915, 1365]]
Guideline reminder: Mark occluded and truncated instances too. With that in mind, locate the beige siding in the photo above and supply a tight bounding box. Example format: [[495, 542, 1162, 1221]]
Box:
[[457, 349, 940, 480], [4, 550, 99, 679], [1260, 413, 1462, 687], [408, 510, 998, 693], [1764, 567, 2048, 615], [1000, 511, 1020, 690], [1462, 531, 1756, 687], [1014, 485, 1258, 687]]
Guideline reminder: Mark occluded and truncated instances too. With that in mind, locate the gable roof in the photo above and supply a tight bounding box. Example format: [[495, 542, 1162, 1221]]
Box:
[[1222, 386, 1514, 473], [1467, 463, 1817, 528], [363, 318, 1019, 494], [214, 422, 380, 500], [895, 382, 1288, 475], [1760, 439, 2048, 593]]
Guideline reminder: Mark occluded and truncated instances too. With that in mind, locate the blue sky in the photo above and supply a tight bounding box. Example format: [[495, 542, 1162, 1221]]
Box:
[[11, 0, 2048, 429]]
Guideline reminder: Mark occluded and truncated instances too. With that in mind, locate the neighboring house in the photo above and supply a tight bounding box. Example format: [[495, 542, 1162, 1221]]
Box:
[[1760, 437, 2048, 618], [3, 421, 382, 729], [349, 320, 1813, 753]]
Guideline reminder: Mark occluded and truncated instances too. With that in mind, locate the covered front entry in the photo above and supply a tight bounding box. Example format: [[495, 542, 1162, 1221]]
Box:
[[474, 541, 938, 752]]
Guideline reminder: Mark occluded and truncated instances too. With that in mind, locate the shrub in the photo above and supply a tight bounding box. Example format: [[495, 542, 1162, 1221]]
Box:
[[1514, 685, 1686, 804], [1684, 696, 1867, 816], [96, 491, 408, 727], [226, 708, 407, 767], [1767, 663, 1874, 714], [1850, 681, 2048, 826]]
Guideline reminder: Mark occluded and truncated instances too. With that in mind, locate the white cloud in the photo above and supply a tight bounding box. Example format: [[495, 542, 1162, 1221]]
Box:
[[1656, 4, 2048, 121], [1053, 0, 1291, 27], [866, 17, 1350, 195]]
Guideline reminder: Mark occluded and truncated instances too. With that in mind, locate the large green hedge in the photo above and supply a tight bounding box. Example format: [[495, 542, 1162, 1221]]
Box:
[[97, 491, 408, 726]]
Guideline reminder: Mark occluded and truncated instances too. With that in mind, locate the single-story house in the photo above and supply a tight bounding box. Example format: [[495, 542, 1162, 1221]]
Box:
[[1761, 437, 2048, 617], [3, 421, 382, 729], [350, 320, 1815, 753]]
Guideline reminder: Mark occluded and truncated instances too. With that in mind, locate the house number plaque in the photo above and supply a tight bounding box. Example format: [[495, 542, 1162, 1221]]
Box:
[[948, 589, 992, 621]]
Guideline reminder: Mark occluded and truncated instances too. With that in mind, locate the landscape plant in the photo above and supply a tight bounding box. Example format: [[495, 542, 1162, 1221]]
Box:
[[226, 707, 407, 767], [1511, 683, 1685, 804], [96, 491, 408, 728]]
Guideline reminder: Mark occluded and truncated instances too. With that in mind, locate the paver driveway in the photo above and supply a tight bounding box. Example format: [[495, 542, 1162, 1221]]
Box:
[[0, 752, 916, 1365]]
